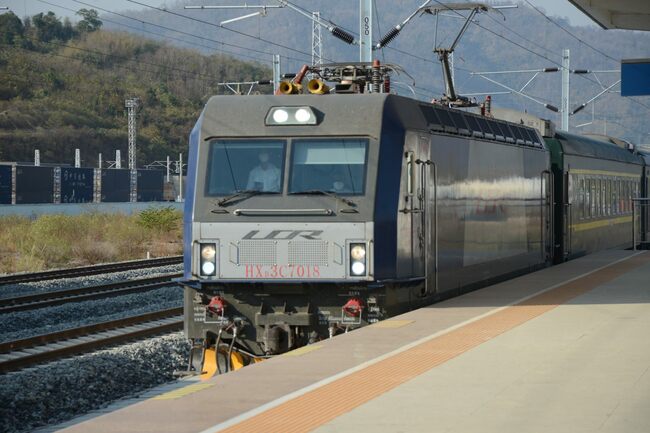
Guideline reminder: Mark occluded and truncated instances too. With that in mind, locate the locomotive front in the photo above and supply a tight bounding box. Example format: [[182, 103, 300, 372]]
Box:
[[182, 94, 392, 374]]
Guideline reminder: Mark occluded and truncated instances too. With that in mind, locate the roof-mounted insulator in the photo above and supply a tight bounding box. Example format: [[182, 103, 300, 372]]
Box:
[[331, 27, 355, 45], [376, 26, 401, 49]]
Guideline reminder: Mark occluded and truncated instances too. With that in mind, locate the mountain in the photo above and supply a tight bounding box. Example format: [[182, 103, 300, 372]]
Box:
[[102, 0, 650, 143], [0, 11, 271, 166]]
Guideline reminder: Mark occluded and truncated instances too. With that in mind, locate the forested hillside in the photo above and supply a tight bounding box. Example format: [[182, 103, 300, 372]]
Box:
[[0, 10, 270, 166]]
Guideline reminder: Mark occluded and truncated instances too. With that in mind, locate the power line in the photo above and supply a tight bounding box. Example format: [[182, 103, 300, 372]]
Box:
[[36, 0, 278, 65], [125, 0, 325, 62], [70, 0, 309, 64], [522, 0, 617, 63]]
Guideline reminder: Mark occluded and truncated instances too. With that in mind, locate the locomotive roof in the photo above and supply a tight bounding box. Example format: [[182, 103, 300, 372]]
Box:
[[555, 131, 643, 165], [200, 94, 544, 149]]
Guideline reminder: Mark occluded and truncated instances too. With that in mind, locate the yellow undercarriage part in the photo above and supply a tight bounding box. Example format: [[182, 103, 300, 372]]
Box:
[[200, 347, 218, 381], [200, 347, 250, 381]]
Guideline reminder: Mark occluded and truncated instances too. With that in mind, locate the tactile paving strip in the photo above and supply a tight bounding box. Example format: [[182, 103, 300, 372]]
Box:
[[217, 252, 649, 433]]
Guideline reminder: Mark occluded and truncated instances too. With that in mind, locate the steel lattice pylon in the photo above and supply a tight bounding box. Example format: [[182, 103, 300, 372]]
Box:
[[311, 11, 323, 70], [125, 98, 139, 170]]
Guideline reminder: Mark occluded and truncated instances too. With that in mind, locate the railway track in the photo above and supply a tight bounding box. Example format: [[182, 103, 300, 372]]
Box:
[[0, 255, 183, 286], [0, 273, 182, 314], [0, 307, 183, 373]]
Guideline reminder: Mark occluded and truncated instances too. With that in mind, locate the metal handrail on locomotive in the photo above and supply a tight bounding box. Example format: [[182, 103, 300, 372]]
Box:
[[181, 61, 650, 379]]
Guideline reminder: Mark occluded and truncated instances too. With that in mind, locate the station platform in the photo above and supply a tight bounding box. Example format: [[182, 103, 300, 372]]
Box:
[[55, 250, 650, 433]]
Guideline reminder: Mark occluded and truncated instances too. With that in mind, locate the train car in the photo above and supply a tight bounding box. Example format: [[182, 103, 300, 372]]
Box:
[[639, 152, 650, 246], [545, 132, 644, 261], [181, 64, 551, 375]]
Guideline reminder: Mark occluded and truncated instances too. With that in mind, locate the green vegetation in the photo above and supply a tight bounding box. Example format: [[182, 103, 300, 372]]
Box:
[[0, 209, 183, 274], [0, 10, 271, 166]]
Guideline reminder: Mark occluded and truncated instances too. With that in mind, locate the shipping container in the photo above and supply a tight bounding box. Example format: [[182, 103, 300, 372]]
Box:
[[137, 170, 164, 202], [15, 166, 54, 204], [101, 169, 130, 202], [0, 165, 12, 204], [61, 167, 95, 203]]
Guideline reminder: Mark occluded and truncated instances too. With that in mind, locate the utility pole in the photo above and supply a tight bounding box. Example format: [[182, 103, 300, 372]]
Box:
[[166, 155, 171, 183], [273, 54, 281, 93], [125, 98, 139, 170], [177, 153, 184, 202], [311, 12, 323, 70], [125, 98, 139, 202], [561, 49, 570, 131], [359, 0, 372, 62], [98, 153, 102, 168]]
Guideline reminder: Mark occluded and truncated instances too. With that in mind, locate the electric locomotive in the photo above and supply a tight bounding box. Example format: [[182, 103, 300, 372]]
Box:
[[180, 63, 554, 376]]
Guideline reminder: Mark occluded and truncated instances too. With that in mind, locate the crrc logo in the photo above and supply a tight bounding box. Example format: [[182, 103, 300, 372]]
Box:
[[242, 229, 323, 240]]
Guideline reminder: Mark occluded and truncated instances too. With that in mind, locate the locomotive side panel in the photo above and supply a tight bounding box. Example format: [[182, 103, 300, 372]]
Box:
[[431, 135, 550, 295]]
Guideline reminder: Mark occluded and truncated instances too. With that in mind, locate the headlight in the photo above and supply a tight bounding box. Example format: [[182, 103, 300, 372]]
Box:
[[201, 261, 216, 275], [350, 245, 366, 261], [200, 243, 217, 277], [272, 109, 289, 123], [201, 244, 216, 261], [265, 106, 318, 125], [349, 243, 367, 276]]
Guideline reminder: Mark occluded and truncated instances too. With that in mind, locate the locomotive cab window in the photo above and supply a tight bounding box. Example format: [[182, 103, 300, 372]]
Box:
[[205, 139, 286, 196], [289, 138, 368, 195]]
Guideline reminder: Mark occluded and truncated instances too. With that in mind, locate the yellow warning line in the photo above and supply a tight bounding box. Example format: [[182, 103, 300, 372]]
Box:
[[570, 169, 640, 178], [218, 252, 649, 433], [371, 320, 414, 329], [153, 382, 215, 400], [281, 345, 323, 357], [571, 215, 632, 232]]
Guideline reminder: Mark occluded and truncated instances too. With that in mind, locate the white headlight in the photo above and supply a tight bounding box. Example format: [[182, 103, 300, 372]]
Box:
[[272, 109, 289, 123], [202, 261, 216, 275], [350, 245, 366, 260], [351, 261, 366, 276], [201, 244, 216, 260], [294, 108, 312, 123]]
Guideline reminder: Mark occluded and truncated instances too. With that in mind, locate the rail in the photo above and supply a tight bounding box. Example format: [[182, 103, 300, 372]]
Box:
[[0, 255, 183, 285], [0, 308, 183, 373], [0, 273, 182, 314]]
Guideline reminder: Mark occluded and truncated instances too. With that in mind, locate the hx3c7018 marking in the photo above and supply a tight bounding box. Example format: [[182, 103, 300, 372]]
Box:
[[242, 230, 324, 240]]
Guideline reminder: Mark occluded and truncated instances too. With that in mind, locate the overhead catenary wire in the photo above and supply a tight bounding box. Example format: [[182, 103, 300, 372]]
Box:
[[69, 0, 310, 64], [124, 0, 331, 63], [37, 0, 281, 65]]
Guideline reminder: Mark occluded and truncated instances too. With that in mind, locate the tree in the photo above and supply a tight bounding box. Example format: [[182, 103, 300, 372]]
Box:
[[32, 12, 65, 42], [76, 9, 102, 33], [0, 12, 24, 45]]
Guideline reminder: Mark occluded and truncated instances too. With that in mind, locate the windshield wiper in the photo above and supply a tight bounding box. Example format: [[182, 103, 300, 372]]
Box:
[[289, 189, 357, 207], [217, 190, 276, 207]]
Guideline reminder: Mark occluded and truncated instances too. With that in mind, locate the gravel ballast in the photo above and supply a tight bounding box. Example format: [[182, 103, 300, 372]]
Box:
[[0, 285, 183, 343], [0, 333, 191, 433], [0, 264, 183, 300]]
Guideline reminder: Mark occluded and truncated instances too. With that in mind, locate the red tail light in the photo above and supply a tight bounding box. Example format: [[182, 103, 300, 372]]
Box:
[[207, 296, 226, 316], [342, 298, 363, 317]]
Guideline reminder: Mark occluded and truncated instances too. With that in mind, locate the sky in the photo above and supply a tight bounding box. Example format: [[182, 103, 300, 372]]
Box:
[[3, 0, 597, 27]]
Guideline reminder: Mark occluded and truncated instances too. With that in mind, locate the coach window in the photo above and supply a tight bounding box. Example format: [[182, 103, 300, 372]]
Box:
[[205, 139, 286, 196], [289, 138, 369, 195], [579, 177, 585, 219], [603, 178, 612, 216]]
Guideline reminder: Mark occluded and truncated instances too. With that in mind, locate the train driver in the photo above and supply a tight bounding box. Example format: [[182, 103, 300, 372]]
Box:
[[246, 151, 281, 192]]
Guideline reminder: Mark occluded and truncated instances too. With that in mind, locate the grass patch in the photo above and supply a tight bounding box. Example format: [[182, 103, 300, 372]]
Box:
[[0, 209, 183, 274]]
